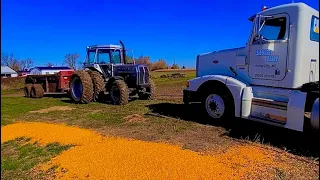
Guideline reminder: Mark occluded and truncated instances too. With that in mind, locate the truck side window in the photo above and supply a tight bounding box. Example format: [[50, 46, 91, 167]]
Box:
[[260, 17, 287, 40]]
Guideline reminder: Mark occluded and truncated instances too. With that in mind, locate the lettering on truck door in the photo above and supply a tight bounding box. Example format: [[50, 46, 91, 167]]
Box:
[[248, 14, 290, 81]]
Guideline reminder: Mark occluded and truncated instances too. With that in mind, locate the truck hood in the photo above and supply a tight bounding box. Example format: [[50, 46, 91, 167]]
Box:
[[197, 46, 250, 82]]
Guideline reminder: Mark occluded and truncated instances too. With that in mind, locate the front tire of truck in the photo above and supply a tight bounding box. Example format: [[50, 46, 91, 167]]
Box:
[[202, 88, 234, 122]]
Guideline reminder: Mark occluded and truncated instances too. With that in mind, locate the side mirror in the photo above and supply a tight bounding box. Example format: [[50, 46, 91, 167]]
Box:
[[252, 14, 273, 42]]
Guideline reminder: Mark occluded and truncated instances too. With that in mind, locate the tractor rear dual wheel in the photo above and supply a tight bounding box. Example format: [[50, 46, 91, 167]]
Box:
[[69, 70, 94, 104], [88, 71, 105, 102]]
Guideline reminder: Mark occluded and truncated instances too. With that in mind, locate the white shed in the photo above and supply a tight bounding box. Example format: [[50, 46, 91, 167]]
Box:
[[29, 66, 72, 75], [1, 66, 18, 77]]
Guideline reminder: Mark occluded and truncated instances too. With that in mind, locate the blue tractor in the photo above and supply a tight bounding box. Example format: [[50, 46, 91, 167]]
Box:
[[69, 41, 155, 105]]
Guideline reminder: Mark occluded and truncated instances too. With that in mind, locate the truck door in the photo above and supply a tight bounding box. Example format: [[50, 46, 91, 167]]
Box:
[[248, 14, 290, 81]]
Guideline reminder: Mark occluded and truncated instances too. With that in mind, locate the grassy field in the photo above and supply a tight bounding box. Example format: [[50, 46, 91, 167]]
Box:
[[1, 70, 319, 179]]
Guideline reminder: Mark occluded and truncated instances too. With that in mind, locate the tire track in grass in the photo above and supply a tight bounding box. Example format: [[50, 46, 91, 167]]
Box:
[[0, 122, 312, 179]]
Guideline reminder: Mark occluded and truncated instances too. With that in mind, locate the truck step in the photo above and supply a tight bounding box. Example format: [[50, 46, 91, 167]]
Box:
[[250, 97, 288, 125], [252, 97, 287, 110]]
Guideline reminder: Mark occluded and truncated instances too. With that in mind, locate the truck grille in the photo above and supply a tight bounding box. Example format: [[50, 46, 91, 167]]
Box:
[[139, 66, 149, 85]]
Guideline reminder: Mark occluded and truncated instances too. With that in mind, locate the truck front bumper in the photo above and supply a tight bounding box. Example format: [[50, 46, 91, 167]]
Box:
[[183, 89, 198, 104]]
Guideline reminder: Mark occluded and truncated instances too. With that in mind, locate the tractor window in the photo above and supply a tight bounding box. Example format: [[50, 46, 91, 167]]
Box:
[[111, 50, 121, 64], [88, 51, 96, 64], [96, 49, 111, 64], [259, 17, 287, 40]]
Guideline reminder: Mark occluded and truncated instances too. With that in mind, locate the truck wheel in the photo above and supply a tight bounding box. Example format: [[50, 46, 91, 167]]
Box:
[[24, 84, 33, 98], [109, 79, 129, 105], [88, 71, 105, 102], [202, 88, 234, 121], [69, 70, 94, 104], [30, 84, 44, 98], [139, 79, 156, 100]]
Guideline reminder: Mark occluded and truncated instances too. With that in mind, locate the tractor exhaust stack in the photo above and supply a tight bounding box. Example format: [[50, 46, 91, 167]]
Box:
[[119, 40, 127, 64]]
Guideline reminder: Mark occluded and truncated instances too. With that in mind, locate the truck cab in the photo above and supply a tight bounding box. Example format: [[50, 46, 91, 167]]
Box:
[[184, 3, 319, 132]]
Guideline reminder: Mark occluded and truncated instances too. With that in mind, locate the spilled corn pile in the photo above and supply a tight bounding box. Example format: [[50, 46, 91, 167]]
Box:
[[0, 122, 307, 179]]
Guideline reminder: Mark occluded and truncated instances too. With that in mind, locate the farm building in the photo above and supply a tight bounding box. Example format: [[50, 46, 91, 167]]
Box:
[[1, 66, 18, 78], [29, 66, 72, 75], [17, 69, 31, 77]]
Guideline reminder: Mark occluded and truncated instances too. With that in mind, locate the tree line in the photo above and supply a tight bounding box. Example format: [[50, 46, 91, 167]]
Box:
[[1, 52, 81, 71], [126, 56, 185, 71], [1, 52, 185, 72]]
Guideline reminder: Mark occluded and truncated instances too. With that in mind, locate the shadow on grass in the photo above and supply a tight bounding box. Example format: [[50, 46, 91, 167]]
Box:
[[60, 95, 140, 105], [146, 102, 319, 158], [44, 93, 68, 98]]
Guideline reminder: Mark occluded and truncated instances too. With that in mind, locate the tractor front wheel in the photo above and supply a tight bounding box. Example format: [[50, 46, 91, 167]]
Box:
[[69, 70, 94, 104], [109, 80, 129, 105], [139, 79, 156, 100]]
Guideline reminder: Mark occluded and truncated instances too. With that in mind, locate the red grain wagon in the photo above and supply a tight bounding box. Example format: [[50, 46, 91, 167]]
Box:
[[24, 70, 74, 98]]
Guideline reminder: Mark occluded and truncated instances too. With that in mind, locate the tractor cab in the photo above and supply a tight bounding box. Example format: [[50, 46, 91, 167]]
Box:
[[83, 41, 136, 79], [85, 44, 123, 65]]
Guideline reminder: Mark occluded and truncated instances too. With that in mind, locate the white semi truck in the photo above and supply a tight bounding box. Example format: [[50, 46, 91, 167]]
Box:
[[183, 3, 319, 132]]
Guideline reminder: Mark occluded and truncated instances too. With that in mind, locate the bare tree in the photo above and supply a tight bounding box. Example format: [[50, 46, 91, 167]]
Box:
[[46, 62, 54, 67], [1, 52, 33, 71], [20, 58, 34, 70], [64, 53, 79, 70]]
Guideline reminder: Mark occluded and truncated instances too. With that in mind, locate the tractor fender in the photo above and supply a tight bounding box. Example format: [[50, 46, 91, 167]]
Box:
[[107, 76, 124, 87], [109, 76, 124, 81], [188, 75, 248, 117]]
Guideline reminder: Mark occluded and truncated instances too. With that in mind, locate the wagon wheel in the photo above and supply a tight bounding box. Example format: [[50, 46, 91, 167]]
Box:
[[24, 84, 33, 98], [30, 84, 44, 98]]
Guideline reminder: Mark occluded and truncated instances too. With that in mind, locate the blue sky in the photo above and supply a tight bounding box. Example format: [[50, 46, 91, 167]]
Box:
[[1, 0, 319, 68]]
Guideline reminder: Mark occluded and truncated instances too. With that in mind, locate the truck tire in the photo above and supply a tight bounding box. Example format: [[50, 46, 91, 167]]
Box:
[[69, 70, 94, 104], [30, 84, 44, 98], [24, 84, 33, 98], [109, 79, 129, 105], [202, 88, 234, 122], [88, 71, 105, 102], [139, 79, 156, 100]]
